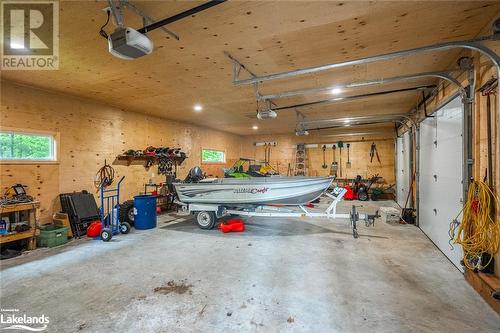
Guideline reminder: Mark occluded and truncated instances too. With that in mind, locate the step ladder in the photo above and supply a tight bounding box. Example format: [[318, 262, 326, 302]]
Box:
[[294, 144, 308, 176]]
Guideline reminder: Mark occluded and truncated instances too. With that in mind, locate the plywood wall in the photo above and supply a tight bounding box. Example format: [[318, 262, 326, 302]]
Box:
[[0, 80, 244, 222], [241, 132, 396, 185]]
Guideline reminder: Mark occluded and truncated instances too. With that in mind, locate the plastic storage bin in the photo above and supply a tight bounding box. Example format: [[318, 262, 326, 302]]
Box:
[[37, 224, 68, 248]]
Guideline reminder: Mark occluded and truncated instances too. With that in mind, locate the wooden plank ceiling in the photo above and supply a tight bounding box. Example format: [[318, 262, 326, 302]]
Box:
[[2, 1, 499, 135]]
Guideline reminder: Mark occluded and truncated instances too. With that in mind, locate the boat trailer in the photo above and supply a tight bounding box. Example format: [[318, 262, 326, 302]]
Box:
[[179, 188, 378, 238]]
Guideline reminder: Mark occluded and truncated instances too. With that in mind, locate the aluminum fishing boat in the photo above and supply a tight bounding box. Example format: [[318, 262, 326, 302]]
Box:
[[173, 176, 334, 206]]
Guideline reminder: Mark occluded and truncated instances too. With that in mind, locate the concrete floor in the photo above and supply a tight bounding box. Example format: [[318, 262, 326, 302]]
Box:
[[1, 200, 499, 332]]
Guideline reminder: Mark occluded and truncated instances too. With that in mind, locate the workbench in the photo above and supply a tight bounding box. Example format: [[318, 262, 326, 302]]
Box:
[[0, 201, 40, 250]]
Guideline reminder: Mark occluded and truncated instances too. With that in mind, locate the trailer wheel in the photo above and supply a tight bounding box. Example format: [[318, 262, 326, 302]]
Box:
[[120, 222, 131, 234], [101, 228, 113, 242], [195, 211, 217, 229], [120, 200, 135, 226]]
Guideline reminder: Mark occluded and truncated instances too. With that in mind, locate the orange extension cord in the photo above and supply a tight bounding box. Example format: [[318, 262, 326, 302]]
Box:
[[451, 180, 500, 270]]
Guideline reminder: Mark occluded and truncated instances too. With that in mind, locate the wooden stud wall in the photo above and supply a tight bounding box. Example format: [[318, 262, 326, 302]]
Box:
[[472, 47, 500, 277], [0, 80, 244, 223]]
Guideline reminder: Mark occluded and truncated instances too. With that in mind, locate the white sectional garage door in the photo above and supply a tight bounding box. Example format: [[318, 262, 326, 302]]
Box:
[[419, 96, 464, 271], [396, 131, 411, 208]]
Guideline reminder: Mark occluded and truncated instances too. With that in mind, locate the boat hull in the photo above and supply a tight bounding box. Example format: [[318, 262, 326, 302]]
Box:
[[173, 177, 333, 205]]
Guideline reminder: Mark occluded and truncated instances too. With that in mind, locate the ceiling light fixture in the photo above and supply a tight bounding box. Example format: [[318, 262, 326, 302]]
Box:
[[252, 125, 259, 130], [193, 104, 203, 112], [295, 123, 310, 136], [295, 129, 309, 136], [256, 109, 277, 119]]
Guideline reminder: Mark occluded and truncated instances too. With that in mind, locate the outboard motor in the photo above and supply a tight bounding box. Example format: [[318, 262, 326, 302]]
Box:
[[185, 166, 204, 183]]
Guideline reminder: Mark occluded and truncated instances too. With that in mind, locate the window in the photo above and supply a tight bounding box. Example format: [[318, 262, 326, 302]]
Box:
[[201, 149, 225, 164], [0, 130, 56, 161]]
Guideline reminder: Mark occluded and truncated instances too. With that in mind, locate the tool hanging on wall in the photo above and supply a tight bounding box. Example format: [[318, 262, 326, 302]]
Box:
[[370, 142, 381, 163], [346, 143, 352, 169], [321, 145, 328, 169], [338, 141, 344, 177], [94, 160, 115, 190], [478, 77, 497, 189], [330, 145, 338, 177]]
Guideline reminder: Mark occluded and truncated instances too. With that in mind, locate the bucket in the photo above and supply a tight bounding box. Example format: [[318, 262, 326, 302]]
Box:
[[133, 195, 157, 230]]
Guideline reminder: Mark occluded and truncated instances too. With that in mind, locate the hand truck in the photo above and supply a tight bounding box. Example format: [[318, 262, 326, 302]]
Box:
[[100, 176, 131, 241]]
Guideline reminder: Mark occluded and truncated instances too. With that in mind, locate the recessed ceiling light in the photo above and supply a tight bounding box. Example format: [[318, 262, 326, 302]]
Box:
[[330, 87, 343, 95], [193, 104, 203, 112], [344, 119, 351, 124], [252, 125, 259, 130]]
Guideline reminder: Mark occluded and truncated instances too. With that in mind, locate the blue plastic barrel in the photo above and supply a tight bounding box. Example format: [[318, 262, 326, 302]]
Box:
[[133, 195, 157, 230]]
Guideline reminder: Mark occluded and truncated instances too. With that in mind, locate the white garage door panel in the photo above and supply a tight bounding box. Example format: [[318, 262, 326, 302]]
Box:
[[435, 106, 462, 140], [419, 120, 439, 176], [419, 119, 436, 149], [419, 97, 463, 272], [396, 131, 410, 207], [436, 139, 462, 176]]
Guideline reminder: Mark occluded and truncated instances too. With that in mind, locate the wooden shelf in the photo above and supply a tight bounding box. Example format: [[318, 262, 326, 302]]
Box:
[[116, 155, 186, 167], [0, 201, 40, 213], [0, 201, 40, 250], [0, 229, 38, 244]]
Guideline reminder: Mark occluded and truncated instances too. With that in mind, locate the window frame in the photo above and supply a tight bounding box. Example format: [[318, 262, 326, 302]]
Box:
[[0, 127, 59, 164], [201, 148, 226, 165]]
